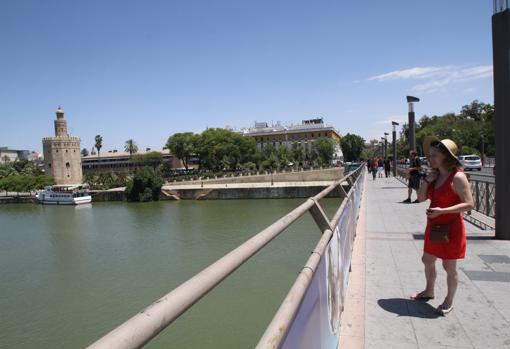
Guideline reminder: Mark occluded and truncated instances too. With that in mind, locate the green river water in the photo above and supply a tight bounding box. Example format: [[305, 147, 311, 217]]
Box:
[[0, 198, 342, 348]]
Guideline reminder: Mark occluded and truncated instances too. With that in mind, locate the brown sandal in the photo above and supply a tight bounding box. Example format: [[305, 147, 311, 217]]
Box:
[[436, 303, 454, 316], [410, 291, 435, 301]]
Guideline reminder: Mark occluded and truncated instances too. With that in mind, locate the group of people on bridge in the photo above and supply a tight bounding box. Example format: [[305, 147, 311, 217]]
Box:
[[366, 157, 391, 180]]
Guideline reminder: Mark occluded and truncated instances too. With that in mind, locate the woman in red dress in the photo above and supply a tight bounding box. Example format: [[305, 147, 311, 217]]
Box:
[[411, 136, 474, 315]]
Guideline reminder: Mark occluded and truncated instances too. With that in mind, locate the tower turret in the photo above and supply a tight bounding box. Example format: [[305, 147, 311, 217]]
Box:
[[54, 106, 68, 137]]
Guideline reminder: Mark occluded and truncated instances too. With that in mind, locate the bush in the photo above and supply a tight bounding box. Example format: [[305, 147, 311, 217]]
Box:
[[125, 166, 164, 202]]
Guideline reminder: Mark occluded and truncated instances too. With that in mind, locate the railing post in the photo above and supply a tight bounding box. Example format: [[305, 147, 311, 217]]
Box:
[[309, 198, 334, 233], [475, 181, 481, 212], [486, 182, 491, 217]]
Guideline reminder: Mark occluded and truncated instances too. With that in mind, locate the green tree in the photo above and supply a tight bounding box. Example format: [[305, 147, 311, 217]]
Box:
[[312, 138, 335, 165], [407, 101, 495, 157], [81, 148, 89, 157], [131, 151, 163, 168], [277, 145, 291, 168], [124, 139, 138, 158], [95, 135, 103, 159], [196, 128, 257, 171], [290, 142, 304, 167], [166, 133, 197, 170], [340, 133, 365, 162], [125, 166, 164, 202]]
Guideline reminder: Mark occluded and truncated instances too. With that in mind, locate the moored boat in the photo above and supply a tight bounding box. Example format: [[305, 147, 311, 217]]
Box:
[[37, 184, 92, 205]]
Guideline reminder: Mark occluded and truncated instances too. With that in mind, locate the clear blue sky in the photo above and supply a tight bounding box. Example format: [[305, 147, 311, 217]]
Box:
[[1, 0, 494, 152]]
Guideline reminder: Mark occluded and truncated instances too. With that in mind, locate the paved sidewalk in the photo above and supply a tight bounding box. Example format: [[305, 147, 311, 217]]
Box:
[[340, 175, 510, 349]]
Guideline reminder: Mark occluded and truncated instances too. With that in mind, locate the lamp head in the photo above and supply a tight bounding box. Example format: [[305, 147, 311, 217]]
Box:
[[406, 96, 420, 103], [391, 121, 399, 126]]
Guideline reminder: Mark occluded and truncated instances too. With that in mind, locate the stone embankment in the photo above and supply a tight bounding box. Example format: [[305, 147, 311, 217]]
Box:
[[161, 167, 345, 200], [0, 195, 38, 204], [1, 168, 346, 203]]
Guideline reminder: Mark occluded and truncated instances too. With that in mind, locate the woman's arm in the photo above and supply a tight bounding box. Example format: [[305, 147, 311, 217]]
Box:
[[443, 172, 475, 213], [417, 169, 437, 202], [417, 180, 429, 202]]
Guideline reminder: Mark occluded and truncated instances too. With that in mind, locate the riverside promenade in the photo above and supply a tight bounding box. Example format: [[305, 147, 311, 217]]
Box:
[[340, 175, 510, 349]]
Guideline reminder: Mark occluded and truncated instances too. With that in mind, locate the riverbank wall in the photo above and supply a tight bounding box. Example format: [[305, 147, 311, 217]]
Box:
[[0, 196, 38, 204], [168, 167, 344, 186], [160, 183, 346, 200]]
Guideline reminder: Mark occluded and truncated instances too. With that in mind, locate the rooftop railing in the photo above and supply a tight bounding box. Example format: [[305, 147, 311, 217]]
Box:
[[87, 165, 366, 349]]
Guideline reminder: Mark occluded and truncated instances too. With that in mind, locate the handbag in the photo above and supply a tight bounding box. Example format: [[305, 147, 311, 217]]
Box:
[[429, 224, 450, 243]]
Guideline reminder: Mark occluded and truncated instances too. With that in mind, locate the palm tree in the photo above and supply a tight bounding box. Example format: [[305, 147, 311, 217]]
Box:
[[124, 139, 138, 158], [95, 135, 103, 159]]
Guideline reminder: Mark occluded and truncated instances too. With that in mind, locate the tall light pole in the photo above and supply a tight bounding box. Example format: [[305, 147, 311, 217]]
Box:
[[492, 0, 510, 240], [381, 137, 385, 158], [384, 132, 389, 159], [481, 133, 485, 166], [392, 121, 399, 176], [406, 96, 420, 152]]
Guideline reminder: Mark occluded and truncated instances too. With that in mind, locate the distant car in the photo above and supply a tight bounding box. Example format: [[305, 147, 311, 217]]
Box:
[[345, 162, 362, 173], [419, 156, 429, 167], [459, 155, 482, 171]]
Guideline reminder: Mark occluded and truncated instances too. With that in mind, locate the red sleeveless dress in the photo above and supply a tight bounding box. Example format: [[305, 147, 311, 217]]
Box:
[[424, 169, 466, 259]]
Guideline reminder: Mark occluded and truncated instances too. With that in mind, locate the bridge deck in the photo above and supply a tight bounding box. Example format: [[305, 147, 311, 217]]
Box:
[[339, 175, 510, 349]]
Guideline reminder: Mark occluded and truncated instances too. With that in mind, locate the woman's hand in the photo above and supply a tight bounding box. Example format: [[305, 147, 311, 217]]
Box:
[[425, 169, 438, 183], [426, 207, 444, 219]]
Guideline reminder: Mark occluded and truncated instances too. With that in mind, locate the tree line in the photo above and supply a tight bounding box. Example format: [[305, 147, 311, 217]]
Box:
[[397, 100, 494, 158], [0, 160, 54, 194], [166, 128, 337, 172]]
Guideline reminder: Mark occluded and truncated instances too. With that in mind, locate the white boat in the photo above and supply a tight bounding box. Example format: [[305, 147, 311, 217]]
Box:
[[37, 184, 92, 205]]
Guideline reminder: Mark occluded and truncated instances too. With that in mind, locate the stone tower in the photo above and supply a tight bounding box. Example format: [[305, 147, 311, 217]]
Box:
[[42, 106, 83, 184]]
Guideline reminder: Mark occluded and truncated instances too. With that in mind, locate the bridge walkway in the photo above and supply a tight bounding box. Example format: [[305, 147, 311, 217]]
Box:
[[340, 175, 510, 349]]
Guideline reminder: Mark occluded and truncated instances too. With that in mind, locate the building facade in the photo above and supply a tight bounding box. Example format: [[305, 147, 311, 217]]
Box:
[[42, 107, 83, 184], [0, 147, 30, 163], [81, 148, 199, 174], [240, 118, 343, 162]]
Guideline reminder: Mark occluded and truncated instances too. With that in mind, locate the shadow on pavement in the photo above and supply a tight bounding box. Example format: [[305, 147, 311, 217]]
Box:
[[412, 233, 495, 241], [377, 298, 441, 319]]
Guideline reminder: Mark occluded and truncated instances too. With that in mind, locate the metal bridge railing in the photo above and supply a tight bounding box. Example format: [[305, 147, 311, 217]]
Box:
[[87, 166, 366, 349], [465, 174, 495, 218], [396, 165, 496, 220]]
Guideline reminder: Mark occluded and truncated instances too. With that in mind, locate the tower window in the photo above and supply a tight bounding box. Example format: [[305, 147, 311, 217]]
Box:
[[66, 162, 70, 168]]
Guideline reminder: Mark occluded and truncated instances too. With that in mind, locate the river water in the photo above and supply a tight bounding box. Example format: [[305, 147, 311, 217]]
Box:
[[0, 198, 342, 348]]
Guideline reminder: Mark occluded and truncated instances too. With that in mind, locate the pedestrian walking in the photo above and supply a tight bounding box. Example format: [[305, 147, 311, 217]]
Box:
[[371, 157, 377, 180], [384, 158, 391, 177], [403, 151, 421, 203], [377, 158, 384, 178], [410, 136, 474, 316]]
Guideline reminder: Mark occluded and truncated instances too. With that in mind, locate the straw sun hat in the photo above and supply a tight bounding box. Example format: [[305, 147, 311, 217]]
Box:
[[422, 136, 461, 166]]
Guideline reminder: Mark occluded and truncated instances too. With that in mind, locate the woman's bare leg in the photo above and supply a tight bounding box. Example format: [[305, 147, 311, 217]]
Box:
[[422, 252, 437, 296], [442, 259, 458, 307]]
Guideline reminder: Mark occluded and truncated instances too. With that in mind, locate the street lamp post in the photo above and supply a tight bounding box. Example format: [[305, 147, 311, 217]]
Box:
[[392, 121, 399, 176], [481, 134, 485, 166], [381, 137, 385, 158], [492, 0, 510, 239], [384, 132, 389, 159], [406, 96, 420, 152]]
